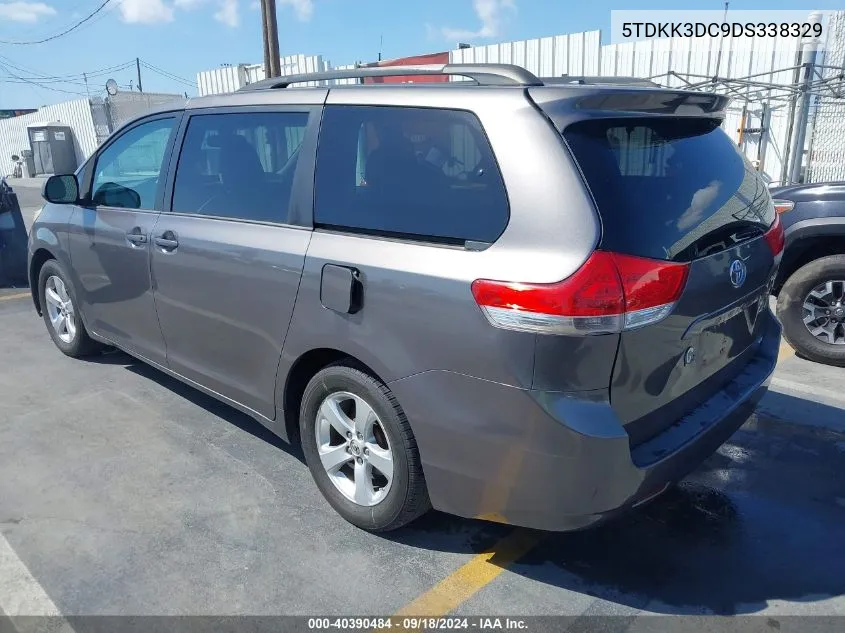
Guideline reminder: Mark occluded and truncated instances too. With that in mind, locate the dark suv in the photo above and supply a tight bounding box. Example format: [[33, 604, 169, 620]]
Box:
[[771, 182, 845, 366], [29, 64, 782, 532]]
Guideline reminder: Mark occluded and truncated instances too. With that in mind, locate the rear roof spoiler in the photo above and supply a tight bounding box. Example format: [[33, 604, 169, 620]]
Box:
[[529, 86, 730, 120], [543, 76, 662, 88]]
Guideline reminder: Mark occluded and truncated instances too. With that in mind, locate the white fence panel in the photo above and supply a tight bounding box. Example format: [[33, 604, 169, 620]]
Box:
[[0, 99, 97, 176]]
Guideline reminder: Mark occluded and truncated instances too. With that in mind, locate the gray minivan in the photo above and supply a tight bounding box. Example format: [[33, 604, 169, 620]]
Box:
[[28, 64, 783, 532]]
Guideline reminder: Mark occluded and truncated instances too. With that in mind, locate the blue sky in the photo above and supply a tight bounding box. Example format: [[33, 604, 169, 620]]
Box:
[[0, 0, 834, 107]]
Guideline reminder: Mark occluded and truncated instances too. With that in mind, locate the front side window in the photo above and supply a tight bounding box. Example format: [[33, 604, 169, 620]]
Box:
[[92, 117, 176, 210], [171, 111, 309, 224], [314, 105, 509, 244]]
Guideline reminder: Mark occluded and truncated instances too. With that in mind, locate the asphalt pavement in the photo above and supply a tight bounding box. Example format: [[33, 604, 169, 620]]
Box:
[[1, 181, 844, 627], [8, 179, 44, 232]]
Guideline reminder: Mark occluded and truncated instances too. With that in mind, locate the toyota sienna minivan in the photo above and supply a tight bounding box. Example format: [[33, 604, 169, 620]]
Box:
[[29, 64, 783, 532]]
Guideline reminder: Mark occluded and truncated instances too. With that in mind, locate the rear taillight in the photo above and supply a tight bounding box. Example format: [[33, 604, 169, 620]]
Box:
[[764, 214, 785, 256], [471, 251, 689, 336]]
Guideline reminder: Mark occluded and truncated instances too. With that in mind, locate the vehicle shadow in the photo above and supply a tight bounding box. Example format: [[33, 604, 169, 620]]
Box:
[[389, 407, 845, 615], [84, 349, 845, 615], [81, 348, 301, 461]]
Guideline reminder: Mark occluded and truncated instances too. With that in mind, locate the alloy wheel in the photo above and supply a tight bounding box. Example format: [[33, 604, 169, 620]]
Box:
[[44, 275, 77, 344], [315, 391, 394, 507], [802, 280, 845, 345]]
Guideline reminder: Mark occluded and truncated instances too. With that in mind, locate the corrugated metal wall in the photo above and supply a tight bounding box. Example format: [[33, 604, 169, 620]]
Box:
[[0, 99, 98, 177], [197, 55, 330, 95], [450, 31, 602, 77], [197, 64, 246, 96]]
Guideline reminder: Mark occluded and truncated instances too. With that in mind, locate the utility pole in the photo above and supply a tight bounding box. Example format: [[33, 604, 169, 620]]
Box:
[[787, 11, 822, 184], [261, 0, 271, 78], [83, 72, 90, 98], [261, 0, 281, 78], [136, 57, 143, 92]]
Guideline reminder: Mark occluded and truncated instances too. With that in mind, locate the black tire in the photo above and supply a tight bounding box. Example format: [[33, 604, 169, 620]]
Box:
[[300, 363, 430, 532], [38, 259, 102, 358], [777, 254, 845, 367]]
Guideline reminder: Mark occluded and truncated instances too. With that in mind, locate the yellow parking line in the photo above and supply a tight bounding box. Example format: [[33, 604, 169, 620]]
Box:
[[0, 292, 29, 302], [394, 528, 543, 618], [778, 339, 795, 363]]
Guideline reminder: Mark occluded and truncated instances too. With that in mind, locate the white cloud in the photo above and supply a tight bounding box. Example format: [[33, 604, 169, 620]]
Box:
[[173, 0, 204, 7], [0, 2, 56, 23], [249, 0, 260, 9], [441, 0, 515, 41], [213, 0, 238, 27], [119, 0, 174, 24], [278, 0, 313, 22]]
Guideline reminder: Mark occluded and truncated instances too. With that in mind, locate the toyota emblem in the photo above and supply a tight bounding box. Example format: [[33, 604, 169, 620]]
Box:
[[729, 259, 747, 288]]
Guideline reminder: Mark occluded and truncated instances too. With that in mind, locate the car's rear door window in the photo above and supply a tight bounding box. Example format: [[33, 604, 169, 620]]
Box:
[[563, 118, 775, 262], [314, 105, 509, 244]]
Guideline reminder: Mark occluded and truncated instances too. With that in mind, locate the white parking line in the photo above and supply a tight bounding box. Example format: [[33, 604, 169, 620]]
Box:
[[770, 376, 845, 408], [0, 532, 76, 632]]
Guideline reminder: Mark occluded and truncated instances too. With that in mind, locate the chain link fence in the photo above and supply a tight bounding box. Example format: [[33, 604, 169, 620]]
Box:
[[104, 92, 186, 133], [808, 11, 845, 183]]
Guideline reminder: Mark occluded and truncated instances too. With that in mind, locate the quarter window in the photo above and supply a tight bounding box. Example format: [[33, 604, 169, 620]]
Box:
[[314, 106, 509, 244], [171, 111, 309, 223]]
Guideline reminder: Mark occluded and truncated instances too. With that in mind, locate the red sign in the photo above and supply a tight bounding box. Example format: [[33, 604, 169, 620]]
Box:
[[362, 52, 451, 84]]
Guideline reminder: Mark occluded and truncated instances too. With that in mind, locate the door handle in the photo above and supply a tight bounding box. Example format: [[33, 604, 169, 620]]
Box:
[[125, 228, 148, 246], [154, 230, 179, 251]]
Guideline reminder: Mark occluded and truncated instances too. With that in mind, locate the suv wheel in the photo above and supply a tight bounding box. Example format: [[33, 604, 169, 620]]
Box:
[[777, 255, 845, 367], [300, 363, 430, 532], [38, 259, 101, 358]]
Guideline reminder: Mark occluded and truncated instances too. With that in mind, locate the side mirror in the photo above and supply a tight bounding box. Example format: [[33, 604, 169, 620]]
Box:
[[42, 174, 80, 205]]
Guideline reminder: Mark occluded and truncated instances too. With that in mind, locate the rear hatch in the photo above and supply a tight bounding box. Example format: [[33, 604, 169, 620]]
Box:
[[561, 116, 780, 446]]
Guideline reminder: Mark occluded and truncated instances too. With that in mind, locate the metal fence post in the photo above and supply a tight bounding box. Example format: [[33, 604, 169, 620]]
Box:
[[787, 11, 824, 183]]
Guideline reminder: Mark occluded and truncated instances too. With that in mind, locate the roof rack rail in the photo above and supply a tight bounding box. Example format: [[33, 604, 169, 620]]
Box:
[[544, 75, 661, 87], [239, 63, 543, 91]]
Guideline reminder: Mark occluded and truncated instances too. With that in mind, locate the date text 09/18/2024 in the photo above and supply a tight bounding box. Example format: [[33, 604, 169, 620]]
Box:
[[307, 617, 529, 630]]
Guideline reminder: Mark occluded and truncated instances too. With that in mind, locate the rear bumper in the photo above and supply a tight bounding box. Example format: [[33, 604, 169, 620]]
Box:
[[389, 314, 779, 532]]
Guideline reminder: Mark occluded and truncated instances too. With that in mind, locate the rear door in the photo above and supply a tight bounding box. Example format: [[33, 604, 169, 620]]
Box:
[[151, 106, 319, 419], [563, 117, 779, 445]]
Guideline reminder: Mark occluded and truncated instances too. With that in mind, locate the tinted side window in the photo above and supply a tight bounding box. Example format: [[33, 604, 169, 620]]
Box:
[[92, 117, 176, 209], [171, 111, 309, 223], [315, 106, 509, 244]]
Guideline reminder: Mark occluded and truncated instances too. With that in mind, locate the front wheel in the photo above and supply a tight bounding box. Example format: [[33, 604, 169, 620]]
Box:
[[38, 259, 101, 358], [777, 255, 845, 367], [299, 364, 430, 532]]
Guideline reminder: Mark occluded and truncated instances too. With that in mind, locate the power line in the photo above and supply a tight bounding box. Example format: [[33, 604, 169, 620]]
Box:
[[140, 61, 197, 89], [0, 56, 135, 82], [0, 62, 89, 96], [0, 0, 115, 45]]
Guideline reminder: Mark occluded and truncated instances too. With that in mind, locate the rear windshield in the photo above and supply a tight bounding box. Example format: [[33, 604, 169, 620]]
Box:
[[563, 118, 775, 262]]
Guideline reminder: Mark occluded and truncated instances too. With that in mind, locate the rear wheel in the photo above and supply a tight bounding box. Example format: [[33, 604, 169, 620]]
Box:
[[777, 255, 845, 367], [299, 363, 430, 532], [38, 259, 101, 358]]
